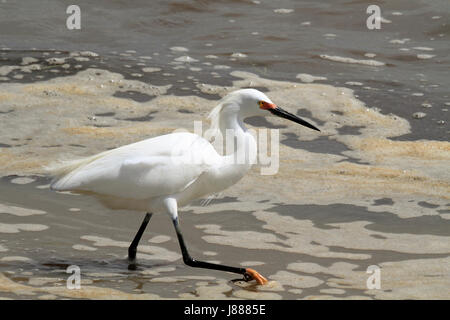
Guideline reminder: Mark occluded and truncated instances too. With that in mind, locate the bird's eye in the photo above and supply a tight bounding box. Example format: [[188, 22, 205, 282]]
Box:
[[258, 101, 264, 108]]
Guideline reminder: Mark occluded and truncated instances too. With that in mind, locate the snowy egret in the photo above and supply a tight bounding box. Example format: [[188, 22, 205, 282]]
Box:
[[49, 89, 320, 285]]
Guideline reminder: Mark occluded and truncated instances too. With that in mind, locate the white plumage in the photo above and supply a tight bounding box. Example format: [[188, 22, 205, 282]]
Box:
[[48, 88, 319, 285], [49, 89, 272, 217]]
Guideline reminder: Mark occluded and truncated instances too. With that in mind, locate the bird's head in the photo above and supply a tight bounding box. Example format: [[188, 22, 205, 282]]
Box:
[[229, 88, 320, 131]]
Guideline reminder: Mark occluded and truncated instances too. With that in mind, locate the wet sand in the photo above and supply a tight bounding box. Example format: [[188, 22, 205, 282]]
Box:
[[0, 0, 449, 300], [1, 174, 448, 300], [0, 63, 448, 299]]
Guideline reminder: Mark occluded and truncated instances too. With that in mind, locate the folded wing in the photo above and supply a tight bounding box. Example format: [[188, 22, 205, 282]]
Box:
[[50, 132, 220, 200]]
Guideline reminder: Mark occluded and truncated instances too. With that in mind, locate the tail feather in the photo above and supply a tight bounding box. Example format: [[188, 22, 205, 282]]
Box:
[[46, 152, 108, 190]]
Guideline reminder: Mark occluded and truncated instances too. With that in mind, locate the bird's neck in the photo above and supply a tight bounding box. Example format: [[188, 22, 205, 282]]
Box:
[[217, 107, 257, 167]]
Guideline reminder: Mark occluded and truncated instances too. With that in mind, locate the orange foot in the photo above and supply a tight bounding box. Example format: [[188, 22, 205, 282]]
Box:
[[244, 268, 268, 285]]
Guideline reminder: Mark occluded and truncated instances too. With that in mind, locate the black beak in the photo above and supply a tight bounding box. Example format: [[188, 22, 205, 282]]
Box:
[[269, 107, 320, 131]]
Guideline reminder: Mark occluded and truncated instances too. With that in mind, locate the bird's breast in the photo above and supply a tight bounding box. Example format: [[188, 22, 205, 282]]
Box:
[[175, 162, 251, 207]]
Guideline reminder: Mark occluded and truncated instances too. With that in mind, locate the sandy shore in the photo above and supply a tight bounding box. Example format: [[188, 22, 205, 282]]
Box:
[[0, 51, 449, 299]]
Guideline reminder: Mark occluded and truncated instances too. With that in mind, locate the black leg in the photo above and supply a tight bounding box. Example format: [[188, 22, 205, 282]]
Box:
[[128, 212, 152, 270], [172, 217, 255, 278]]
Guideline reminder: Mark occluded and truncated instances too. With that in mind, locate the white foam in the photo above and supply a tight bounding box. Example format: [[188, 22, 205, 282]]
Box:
[[78, 51, 99, 57], [296, 73, 327, 83], [170, 46, 189, 52], [412, 47, 434, 51], [213, 65, 230, 70], [271, 270, 323, 289], [202, 251, 217, 256], [0, 256, 33, 262], [412, 112, 426, 119], [142, 67, 161, 73], [240, 261, 265, 267], [345, 81, 363, 86], [74, 57, 89, 62], [417, 54, 435, 59], [10, 177, 35, 185], [0, 203, 46, 216], [231, 52, 247, 58], [46, 58, 65, 65], [0, 223, 48, 233], [28, 277, 63, 286], [389, 38, 410, 44], [21, 57, 39, 65], [72, 244, 97, 251], [274, 8, 293, 14], [81, 235, 181, 261], [0, 68, 449, 298], [21, 64, 42, 73], [319, 54, 385, 66], [0, 66, 19, 76], [174, 56, 198, 63], [148, 235, 171, 243]]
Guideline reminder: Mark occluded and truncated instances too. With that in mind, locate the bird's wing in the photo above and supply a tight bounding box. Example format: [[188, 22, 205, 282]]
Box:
[[50, 132, 221, 199]]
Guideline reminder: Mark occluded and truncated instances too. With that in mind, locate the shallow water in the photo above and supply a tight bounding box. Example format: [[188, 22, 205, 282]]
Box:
[[0, 0, 449, 299]]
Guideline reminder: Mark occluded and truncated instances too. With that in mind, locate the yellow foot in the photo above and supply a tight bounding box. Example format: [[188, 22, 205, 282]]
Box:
[[244, 268, 268, 285]]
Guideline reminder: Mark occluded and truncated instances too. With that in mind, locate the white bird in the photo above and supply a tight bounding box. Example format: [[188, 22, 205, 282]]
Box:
[[49, 89, 320, 285]]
